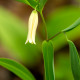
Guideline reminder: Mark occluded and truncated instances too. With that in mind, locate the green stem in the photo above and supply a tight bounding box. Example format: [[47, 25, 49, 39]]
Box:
[[63, 32, 69, 41], [47, 32, 61, 41], [40, 11, 48, 40]]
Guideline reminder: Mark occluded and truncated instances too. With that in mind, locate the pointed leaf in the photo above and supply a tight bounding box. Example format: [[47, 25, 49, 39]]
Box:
[[42, 40, 55, 80], [39, 0, 47, 11], [16, 0, 38, 11], [27, 0, 38, 9], [68, 40, 80, 80], [62, 18, 80, 32], [16, 0, 30, 4], [0, 58, 35, 80]]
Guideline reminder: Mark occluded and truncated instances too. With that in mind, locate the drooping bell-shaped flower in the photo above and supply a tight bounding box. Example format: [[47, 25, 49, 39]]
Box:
[[25, 10, 38, 44]]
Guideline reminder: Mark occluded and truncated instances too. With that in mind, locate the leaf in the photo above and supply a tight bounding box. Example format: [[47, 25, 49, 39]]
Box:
[[16, 0, 48, 12], [27, 0, 38, 9], [16, 0, 30, 5], [62, 18, 80, 32], [42, 40, 55, 80], [68, 40, 80, 80], [0, 58, 35, 80], [39, 0, 47, 11], [16, 0, 38, 11], [0, 7, 41, 66]]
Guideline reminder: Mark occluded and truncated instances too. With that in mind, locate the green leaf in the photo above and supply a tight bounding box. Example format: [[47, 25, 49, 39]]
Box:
[[27, 0, 38, 9], [42, 40, 55, 80], [0, 58, 35, 80], [62, 18, 80, 32], [68, 40, 80, 80], [16, 0, 38, 11], [39, 0, 47, 11], [16, 0, 48, 12], [16, 0, 30, 5]]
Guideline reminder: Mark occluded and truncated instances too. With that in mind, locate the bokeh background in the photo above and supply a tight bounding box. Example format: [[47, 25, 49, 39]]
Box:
[[0, 0, 80, 80]]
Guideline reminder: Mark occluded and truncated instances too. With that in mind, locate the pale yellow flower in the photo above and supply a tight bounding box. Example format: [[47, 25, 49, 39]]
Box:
[[25, 10, 38, 44]]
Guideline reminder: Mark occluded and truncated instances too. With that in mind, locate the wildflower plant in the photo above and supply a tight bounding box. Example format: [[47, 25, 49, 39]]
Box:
[[0, 0, 80, 80]]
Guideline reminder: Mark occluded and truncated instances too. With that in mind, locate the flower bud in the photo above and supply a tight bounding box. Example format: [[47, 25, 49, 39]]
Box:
[[25, 10, 38, 44]]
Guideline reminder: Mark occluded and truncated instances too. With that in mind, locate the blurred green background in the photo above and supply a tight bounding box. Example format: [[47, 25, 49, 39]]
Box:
[[0, 0, 80, 80]]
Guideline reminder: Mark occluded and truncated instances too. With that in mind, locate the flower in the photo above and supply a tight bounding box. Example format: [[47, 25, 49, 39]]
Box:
[[25, 10, 38, 44]]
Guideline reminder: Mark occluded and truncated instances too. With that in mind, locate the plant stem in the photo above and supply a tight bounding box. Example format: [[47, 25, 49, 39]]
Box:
[[40, 11, 61, 41], [63, 32, 69, 41], [47, 32, 61, 41], [40, 11, 48, 40]]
